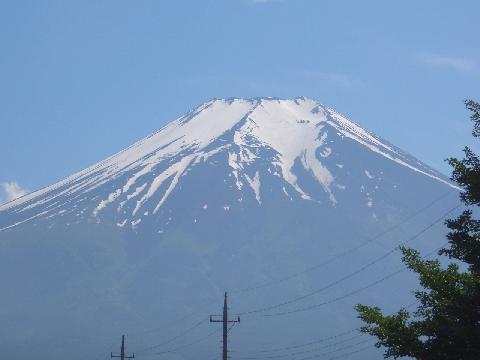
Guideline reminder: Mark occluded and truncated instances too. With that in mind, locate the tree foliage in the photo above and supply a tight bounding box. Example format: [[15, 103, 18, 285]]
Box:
[[355, 100, 480, 360]]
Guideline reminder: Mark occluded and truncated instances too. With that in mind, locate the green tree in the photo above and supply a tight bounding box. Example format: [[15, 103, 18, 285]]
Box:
[[355, 100, 480, 360]]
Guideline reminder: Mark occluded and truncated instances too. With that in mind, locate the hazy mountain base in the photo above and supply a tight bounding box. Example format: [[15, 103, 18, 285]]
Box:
[[0, 136, 458, 360]]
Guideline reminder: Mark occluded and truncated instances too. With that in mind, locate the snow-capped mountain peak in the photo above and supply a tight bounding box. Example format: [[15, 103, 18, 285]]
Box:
[[0, 97, 453, 232]]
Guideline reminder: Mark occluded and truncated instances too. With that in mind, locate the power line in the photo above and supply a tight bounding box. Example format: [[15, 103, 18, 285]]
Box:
[[127, 296, 217, 337], [232, 301, 418, 356], [231, 305, 418, 360], [106, 246, 434, 359], [327, 343, 377, 360], [236, 338, 374, 360], [230, 328, 358, 354], [126, 296, 221, 355], [234, 334, 368, 360], [237, 204, 460, 316], [260, 243, 448, 317], [264, 267, 405, 317], [116, 194, 457, 358], [232, 190, 455, 294], [152, 327, 222, 356], [130, 202, 455, 357], [135, 317, 208, 354], [117, 192, 456, 357], [296, 338, 374, 360], [228, 322, 237, 334]]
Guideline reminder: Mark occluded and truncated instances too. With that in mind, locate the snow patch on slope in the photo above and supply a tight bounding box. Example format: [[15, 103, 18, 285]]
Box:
[[245, 171, 261, 204]]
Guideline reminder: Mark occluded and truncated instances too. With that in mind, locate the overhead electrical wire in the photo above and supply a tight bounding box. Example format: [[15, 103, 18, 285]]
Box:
[[135, 317, 208, 353], [152, 327, 222, 356], [327, 343, 377, 360], [129, 291, 230, 354], [263, 267, 406, 317], [126, 295, 218, 337], [228, 322, 237, 333], [131, 271, 421, 356], [232, 303, 419, 360], [230, 328, 358, 354], [128, 199, 458, 357], [124, 192, 459, 357], [296, 338, 374, 360], [236, 337, 374, 360], [231, 301, 419, 356], [232, 189, 456, 294], [234, 334, 368, 360], [237, 204, 460, 316], [136, 316, 236, 356], [259, 242, 449, 317]]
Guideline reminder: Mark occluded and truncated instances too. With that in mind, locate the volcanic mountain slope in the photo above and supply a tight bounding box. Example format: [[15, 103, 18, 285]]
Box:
[[0, 97, 459, 360], [0, 97, 451, 231]]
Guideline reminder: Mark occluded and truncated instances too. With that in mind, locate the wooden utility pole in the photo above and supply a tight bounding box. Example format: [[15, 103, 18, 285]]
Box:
[[210, 292, 240, 360], [111, 335, 135, 360]]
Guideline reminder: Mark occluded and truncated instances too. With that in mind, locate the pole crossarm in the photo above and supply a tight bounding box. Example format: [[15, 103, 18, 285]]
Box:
[[111, 335, 135, 360], [111, 353, 135, 359], [210, 315, 240, 323]]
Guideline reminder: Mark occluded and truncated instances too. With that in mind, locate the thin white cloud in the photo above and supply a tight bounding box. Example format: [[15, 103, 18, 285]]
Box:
[[1, 181, 28, 204], [298, 70, 362, 89], [313, 71, 357, 88], [418, 53, 477, 73], [249, 0, 282, 4]]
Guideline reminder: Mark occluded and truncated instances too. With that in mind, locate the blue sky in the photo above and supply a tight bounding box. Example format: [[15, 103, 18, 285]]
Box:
[[1, 0, 479, 202]]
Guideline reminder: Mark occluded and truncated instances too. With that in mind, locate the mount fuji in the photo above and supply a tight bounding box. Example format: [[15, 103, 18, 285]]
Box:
[[0, 97, 459, 360]]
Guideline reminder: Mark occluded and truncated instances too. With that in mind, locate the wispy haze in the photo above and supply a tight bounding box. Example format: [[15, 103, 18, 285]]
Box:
[[418, 53, 477, 73], [0, 181, 27, 204]]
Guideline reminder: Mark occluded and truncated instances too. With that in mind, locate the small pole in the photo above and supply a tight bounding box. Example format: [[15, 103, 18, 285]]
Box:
[[210, 292, 241, 360], [111, 335, 135, 360]]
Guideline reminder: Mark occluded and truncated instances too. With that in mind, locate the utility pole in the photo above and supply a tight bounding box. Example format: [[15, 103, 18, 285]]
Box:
[[111, 335, 135, 360], [210, 292, 240, 360]]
